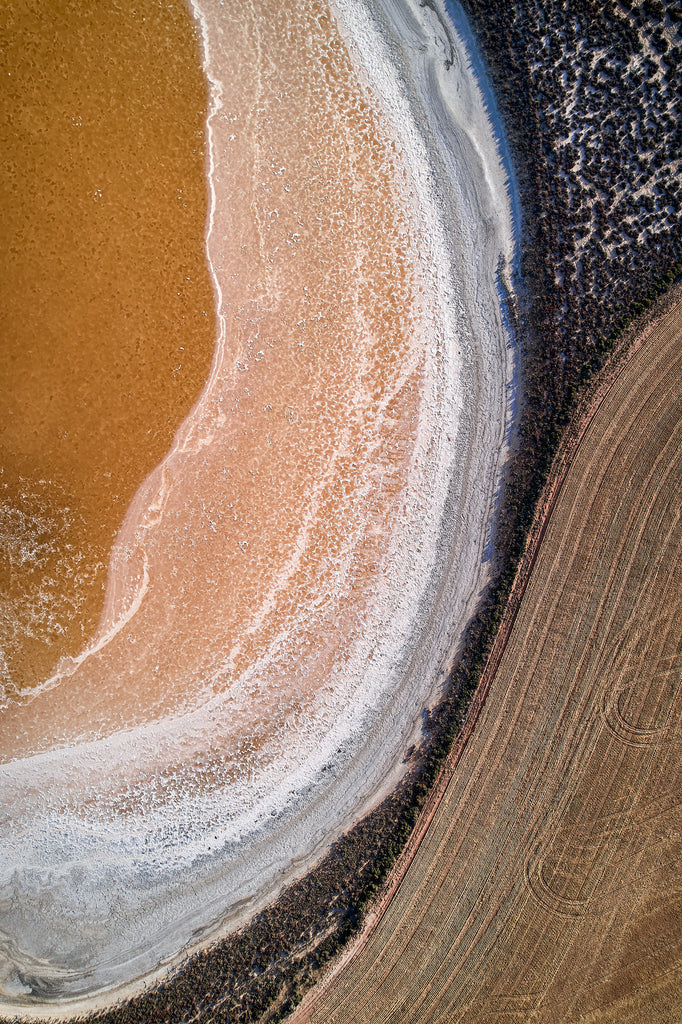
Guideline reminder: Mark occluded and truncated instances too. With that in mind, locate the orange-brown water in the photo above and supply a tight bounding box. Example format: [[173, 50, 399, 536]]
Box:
[[0, 0, 423, 765], [0, 0, 521, 1005], [0, 0, 215, 693]]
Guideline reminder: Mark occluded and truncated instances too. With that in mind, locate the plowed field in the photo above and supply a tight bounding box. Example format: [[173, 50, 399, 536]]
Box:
[[291, 303, 682, 1023]]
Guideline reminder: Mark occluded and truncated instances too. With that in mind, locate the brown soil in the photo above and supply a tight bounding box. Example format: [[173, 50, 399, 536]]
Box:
[[0, 0, 215, 692], [291, 300, 682, 1023]]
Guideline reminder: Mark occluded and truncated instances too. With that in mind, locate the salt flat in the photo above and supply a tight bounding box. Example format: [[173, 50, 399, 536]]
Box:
[[0, 0, 517, 1013]]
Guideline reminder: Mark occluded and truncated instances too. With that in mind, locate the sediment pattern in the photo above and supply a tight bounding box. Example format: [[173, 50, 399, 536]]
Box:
[[0, 0, 516, 1011]]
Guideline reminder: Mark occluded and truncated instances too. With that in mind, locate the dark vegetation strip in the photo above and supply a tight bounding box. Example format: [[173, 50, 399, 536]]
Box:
[[5, 2, 680, 1022]]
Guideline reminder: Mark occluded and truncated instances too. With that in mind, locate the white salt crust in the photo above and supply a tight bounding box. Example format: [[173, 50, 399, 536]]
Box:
[[0, 0, 518, 1013]]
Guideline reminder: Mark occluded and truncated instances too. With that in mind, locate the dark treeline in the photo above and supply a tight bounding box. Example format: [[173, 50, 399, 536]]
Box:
[[457, 0, 682, 583], [6, 3, 680, 1024]]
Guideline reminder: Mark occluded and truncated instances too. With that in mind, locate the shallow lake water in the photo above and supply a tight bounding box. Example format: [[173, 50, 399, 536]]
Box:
[[0, 0, 516, 1008]]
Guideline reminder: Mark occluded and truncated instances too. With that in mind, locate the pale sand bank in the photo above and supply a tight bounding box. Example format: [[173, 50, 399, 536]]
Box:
[[0, 0, 517, 1014]]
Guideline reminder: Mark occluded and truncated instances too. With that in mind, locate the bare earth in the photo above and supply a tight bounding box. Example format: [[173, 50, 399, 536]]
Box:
[[291, 301, 682, 1023]]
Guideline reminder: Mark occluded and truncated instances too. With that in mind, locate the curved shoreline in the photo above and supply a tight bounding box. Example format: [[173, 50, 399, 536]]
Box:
[[329, 0, 518, 672], [0, 0, 518, 1015]]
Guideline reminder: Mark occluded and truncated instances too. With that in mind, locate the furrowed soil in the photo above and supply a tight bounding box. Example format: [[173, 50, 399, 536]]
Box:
[[291, 302, 682, 1023]]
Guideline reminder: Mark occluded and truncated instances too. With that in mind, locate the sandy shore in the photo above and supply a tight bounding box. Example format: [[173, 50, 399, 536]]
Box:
[[0, 0, 517, 1015]]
